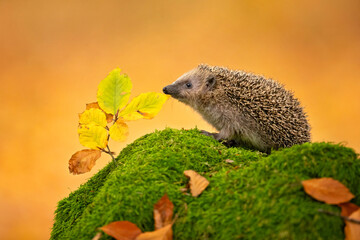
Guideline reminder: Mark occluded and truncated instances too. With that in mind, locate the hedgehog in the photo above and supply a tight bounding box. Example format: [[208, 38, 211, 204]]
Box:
[[163, 64, 311, 153]]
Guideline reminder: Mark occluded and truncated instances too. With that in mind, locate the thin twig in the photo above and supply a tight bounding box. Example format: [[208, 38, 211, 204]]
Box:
[[317, 209, 360, 224], [114, 110, 119, 124], [106, 145, 116, 163], [99, 147, 116, 162]]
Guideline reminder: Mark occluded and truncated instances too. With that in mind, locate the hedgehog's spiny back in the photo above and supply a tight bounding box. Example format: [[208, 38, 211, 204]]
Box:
[[197, 64, 311, 149]]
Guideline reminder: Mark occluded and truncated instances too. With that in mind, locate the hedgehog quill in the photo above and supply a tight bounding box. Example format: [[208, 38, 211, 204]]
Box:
[[163, 64, 311, 153]]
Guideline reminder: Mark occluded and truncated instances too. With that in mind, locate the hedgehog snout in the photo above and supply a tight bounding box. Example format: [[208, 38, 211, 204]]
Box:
[[163, 84, 176, 95], [163, 84, 182, 99], [163, 86, 169, 94]]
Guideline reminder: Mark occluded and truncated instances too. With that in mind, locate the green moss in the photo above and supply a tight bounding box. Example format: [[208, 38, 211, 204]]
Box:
[[51, 128, 360, 240]]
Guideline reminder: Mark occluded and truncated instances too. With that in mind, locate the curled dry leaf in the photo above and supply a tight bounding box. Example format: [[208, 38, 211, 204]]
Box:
[[136, 224, 173, 240], [184, 170, 210, 197], [86, 102, 114, 123], [154, 194, 174, 230], [339, 202, 360, 217], [100, 221, 142, 240], [344, 209, 360, 240], [301, 178, 354, 204], [69, 149, 101, 174]]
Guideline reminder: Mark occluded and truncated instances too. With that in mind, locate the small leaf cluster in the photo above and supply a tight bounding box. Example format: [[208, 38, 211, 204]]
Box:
[[69, 68, 169, 174]]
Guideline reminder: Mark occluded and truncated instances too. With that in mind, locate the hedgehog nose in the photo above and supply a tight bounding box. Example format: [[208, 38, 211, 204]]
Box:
[[163, 87, 169, 94]]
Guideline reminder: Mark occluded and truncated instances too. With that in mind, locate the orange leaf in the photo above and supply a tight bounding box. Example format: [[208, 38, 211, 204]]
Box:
[[69, 149, 101, 174], [86, 101, 114, 123], [100, 221, 142, 240], [153, 194, 174, 230], [184, 170, 209, 197], [301, 178, 354, 204], [136, 224, 173, 240], [339, 202, 360, 217], [345, 209, 360, 240]]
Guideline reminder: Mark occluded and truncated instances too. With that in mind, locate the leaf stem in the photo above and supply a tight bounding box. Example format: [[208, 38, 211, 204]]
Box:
[[106, 145, 116, 162], [317, 209, 360, 224], [100, 146, 116, 163], [114, 110, 119, 124]]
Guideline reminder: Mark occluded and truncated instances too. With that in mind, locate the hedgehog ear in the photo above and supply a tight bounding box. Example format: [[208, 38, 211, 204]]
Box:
[[205, 75, 216, 90]]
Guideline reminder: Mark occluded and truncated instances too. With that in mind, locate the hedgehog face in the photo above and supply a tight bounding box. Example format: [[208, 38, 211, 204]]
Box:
[[163, 68, 216, 105]]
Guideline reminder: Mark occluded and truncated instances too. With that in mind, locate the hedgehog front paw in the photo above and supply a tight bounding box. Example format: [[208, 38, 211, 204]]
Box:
[[200, 130, 224, 141], [200, 130, 218, 138], [200, 130, 214, 137]]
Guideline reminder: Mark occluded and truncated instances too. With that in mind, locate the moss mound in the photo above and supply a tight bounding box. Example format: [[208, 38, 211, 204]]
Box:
[[52, 128, 360, 240]]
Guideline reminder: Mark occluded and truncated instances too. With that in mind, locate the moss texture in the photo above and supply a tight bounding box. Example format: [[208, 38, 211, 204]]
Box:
[[51, 128, 360, 240]]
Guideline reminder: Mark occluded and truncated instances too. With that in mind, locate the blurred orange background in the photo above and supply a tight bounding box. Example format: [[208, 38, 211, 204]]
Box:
[[0, 0, 359, 239]]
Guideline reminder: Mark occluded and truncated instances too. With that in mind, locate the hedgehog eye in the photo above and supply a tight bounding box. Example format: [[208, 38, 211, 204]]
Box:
[[186, 82, 192, 88]]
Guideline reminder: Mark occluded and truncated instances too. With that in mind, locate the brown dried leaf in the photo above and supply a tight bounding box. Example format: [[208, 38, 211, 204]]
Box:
[[136, 224, 173, 240], [100, 221, 142, 240], [69, 149, 101, 174], [302, 178, 354, 204], [184, 170, 209, 197], [345, 209, 360, 240], [86, 101, 113, 123], [339, 202, 360, 217], [153, 194, 174, 230]]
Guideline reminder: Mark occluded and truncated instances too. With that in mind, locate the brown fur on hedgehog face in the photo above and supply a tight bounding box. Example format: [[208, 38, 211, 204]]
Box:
[[163, 68, 216, 106]]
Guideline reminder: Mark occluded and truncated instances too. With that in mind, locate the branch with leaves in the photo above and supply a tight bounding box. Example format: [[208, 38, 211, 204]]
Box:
[[69, 68, 169, 174]]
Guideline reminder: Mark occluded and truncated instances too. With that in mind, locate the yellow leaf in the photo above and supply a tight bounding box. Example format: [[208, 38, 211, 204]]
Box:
[[69, 149, 101, 174], [79, 108, 107, 127], [78, 124, 108, 149], [86, 102, 114, 123], [119, 92, 169, 121], [97, 68, 132, 115], [109, 119, 129, 142]]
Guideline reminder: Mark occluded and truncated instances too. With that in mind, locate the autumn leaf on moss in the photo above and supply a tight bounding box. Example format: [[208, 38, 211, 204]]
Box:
[[184, 170, 209, 197], [100, 221, 142, 240], [154, 194, 174, 230], [69, 149, 101, 174], [86, 102, 113, 123], [136, 224, 173, 240], [119, 92, 169, 121], [109, 119, 129, 142], [344, 209, 360, 240], [78, 124, 108, 149], [301, 178, 354, 204], [339, 203, 360, 217], [79, 108, 107, 127], [97, 68, 132, 115]]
